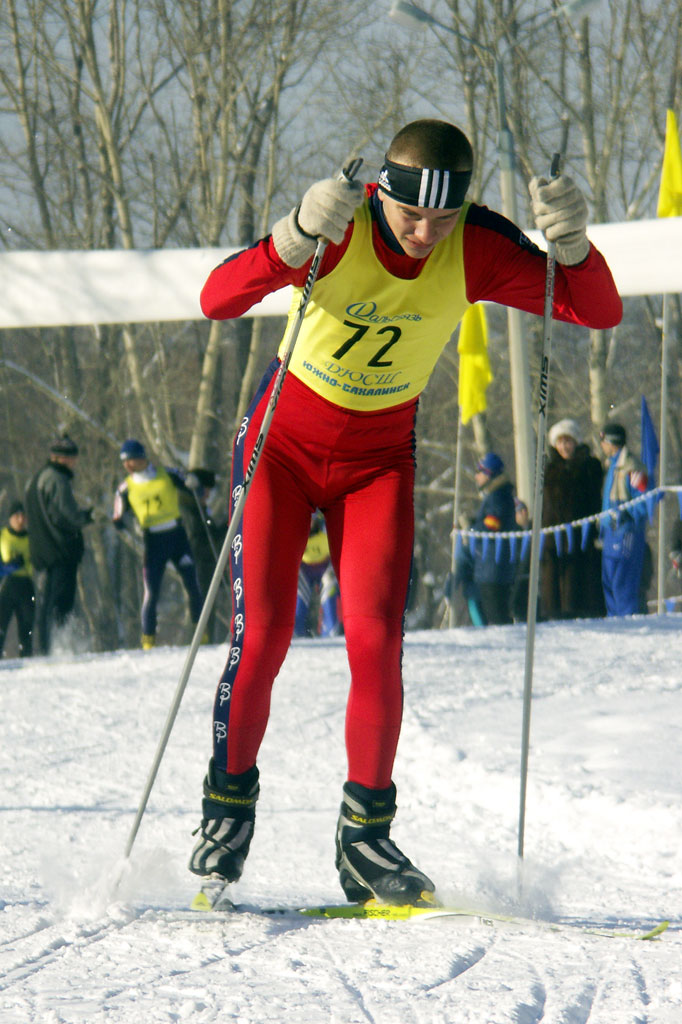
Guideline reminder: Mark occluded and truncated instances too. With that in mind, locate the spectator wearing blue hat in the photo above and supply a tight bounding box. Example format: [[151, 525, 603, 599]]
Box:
[[468, 452, 517, 625], [113, 439, 205, 649]]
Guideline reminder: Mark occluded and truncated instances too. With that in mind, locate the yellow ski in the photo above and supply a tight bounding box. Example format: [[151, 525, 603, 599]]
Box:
[[191, 884, 669, 940]]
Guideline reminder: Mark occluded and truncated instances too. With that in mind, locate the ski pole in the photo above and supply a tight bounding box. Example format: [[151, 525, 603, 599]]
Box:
[[517, 121, 570, 862], [120, 158, 363, 867]]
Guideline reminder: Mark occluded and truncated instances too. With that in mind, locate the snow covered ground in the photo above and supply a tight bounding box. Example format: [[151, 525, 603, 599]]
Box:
[[1, 615, 680, 1023]]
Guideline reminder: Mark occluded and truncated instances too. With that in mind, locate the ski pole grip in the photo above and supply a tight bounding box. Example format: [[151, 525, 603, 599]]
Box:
[[340, 157, 363, 183], [550, 118, 570, 179], [315, 158, 364, 246]]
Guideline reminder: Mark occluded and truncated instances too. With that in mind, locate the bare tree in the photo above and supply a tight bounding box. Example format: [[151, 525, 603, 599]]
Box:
[[0, 0, 418, 646], [1, 0, 679, 640]]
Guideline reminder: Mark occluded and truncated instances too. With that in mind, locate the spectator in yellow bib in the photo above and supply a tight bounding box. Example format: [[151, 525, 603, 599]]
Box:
[[294, 511, 342, 637], [113, 439, 205, 649], [0, 501, 35, 657]]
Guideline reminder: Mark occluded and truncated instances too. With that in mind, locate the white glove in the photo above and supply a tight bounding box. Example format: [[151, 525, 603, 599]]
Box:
[[185, 472, 200, 490], [528, 174, 589, 266], [271, 177, 365, 267]]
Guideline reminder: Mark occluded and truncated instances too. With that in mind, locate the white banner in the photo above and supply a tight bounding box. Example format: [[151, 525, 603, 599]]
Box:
[[0, 247, 291, 328], [1, 217, 680, 328]]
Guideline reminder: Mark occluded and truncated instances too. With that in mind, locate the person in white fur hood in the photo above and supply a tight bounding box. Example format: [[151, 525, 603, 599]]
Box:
[[541, 418, 604, 619]]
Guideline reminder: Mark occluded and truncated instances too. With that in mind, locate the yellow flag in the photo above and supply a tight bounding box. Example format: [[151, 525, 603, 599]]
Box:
[[657, 109, 682, 218], [457, 303, 492, 425]]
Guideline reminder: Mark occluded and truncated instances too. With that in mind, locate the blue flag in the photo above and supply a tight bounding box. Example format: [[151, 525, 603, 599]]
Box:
[[640, 395, 659, 486]]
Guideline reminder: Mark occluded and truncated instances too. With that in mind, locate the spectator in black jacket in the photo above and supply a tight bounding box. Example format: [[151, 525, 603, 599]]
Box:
[[24, 435, 93, 653], [178, 467, 227, 642], [541, 418, 604, 619]]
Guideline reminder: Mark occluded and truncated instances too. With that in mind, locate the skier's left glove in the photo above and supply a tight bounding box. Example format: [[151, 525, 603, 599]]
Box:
[[528, 174, 589, 266]]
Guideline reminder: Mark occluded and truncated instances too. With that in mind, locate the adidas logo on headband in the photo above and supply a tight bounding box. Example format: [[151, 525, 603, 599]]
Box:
[[378, 156, 471, 210]]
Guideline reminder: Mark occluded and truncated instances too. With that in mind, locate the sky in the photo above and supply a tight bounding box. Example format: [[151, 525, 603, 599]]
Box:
[[0, 614, 680, 1023]]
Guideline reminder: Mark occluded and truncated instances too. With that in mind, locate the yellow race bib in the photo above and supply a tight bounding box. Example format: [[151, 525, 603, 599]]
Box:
[[278, 200, 470, 410], [126, 467, 180, 529], [0, 527, 31, 577]]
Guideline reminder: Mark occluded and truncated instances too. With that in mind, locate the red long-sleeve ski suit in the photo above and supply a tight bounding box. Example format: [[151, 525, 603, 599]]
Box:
[[202, 184, 621, 788]]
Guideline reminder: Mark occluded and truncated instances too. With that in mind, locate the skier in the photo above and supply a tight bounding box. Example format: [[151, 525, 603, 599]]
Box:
[[294, 511, 342, 637], [189, 118, 622, 907], [113, 439, 205, 649], [598, 422, 649, 616]]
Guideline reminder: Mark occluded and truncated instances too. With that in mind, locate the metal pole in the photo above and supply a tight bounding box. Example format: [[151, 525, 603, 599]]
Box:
[[449, 410, 464, 628], [518, 124, 569, 861], [389, 0, 575, 506], [494, 46, 534, 506], [657, 294, 670, 613]]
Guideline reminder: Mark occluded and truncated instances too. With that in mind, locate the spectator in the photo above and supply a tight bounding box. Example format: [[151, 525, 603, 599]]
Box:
[[294, 511, 342, 637], [599, 422, 649, 616], [179, 468, 227, 642], [24, 435, 92, 653], [451, 546, 482, 627], [113, 439, 205, 649], [665, 519, 682, 611], [510, 498, 532, 624], [0, 501, 35, 657], [469, 452, 517, 625], [541, 418, 604, 619]]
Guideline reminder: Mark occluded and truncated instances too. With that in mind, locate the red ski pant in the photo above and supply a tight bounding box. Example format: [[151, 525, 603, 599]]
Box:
[[213, 363, 417, 789]]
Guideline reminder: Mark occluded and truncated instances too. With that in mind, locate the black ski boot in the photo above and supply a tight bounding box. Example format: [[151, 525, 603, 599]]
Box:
[[188, 760, 259, 882], [335, 780, 436, 907]]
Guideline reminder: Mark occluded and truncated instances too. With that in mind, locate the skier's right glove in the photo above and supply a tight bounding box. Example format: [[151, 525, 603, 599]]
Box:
[[271, 177, 365, 268]]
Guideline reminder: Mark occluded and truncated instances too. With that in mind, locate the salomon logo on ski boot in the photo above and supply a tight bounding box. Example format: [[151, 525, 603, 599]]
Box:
[[335, 780, 435, 907], [188, 761, 259, 882]]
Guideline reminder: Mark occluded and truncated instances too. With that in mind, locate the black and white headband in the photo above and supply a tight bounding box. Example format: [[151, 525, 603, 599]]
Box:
[[377, 156, 471, 209]]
